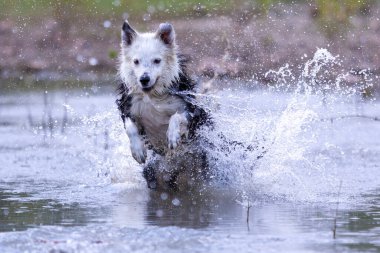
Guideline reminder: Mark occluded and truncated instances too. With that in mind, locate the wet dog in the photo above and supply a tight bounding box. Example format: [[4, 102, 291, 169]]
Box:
[[116, 21, 210, 191]]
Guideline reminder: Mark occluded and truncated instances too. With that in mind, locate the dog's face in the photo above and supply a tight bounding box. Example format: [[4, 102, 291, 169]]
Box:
[[119, 21, 180, 95]]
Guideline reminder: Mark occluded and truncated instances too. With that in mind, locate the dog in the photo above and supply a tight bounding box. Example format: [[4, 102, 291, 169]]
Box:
[[116, 21, 211, 191]]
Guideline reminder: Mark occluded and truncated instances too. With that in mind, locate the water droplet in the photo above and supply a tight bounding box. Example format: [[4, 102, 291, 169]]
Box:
[[142, 13, 151, 21], [160, 192, 168, 200], [156, 209, 164, 217], [89, 57, 98, 66], [171, 198, 180, 206], [103, 20, 111, 29]]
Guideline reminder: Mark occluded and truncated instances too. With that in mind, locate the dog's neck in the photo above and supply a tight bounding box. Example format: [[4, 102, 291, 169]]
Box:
[[131, 90, 169, 101], [142, 92, 170, 105]]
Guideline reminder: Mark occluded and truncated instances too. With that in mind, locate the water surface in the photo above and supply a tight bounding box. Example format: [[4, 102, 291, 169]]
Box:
[[0, 77, 380, 252]]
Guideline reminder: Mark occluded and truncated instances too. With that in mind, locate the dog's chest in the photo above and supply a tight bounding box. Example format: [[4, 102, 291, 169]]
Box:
[[130, 94, 186, 149]]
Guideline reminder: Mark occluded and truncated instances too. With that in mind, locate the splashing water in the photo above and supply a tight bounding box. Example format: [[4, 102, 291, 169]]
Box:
[[55, 49, 378, 204], [192, 48, 378, 202]]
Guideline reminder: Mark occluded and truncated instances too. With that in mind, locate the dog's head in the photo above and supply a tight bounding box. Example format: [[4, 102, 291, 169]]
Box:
[[119, 21, 180, 95]]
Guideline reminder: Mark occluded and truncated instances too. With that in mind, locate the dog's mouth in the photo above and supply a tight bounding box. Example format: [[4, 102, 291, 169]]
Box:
[[142, 86, 154, 92], [142, 77, 160, 92]]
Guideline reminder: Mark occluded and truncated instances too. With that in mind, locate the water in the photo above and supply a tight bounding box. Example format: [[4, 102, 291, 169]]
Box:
[[1, 50, 380, 252]]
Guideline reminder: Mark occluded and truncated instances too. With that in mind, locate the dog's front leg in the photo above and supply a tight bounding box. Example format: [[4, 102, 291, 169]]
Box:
[[125, 118, 147, 164], [167, 112, 188, 149]]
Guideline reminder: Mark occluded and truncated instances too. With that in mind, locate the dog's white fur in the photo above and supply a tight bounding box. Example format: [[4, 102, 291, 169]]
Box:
[[117, 21, 210, 190], [119, 24, 180, 97], [126, 95, 189, 164], [119, 22, 189, 164], [124, 117, 146, 163]]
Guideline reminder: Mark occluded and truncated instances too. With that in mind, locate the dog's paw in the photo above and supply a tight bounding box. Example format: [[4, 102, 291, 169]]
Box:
[[130, 139, 147, 164], [167, 113, 187, 150], [167, 127, 181, 150]]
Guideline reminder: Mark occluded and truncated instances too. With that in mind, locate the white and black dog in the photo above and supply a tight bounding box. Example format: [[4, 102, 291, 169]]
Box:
[[116, 21, 211, 191]]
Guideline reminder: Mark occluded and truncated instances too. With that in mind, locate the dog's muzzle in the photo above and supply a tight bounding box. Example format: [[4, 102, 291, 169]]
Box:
[[140, 73, 151, 91]]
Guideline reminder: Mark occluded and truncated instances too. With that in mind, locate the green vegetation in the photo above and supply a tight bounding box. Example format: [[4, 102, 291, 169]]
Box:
[[0, 0, 232, 20], [108, 49, 118, 60], [314, 0, 374, 38], [1, 0, 374, 25], [0, 78, 108, 93]]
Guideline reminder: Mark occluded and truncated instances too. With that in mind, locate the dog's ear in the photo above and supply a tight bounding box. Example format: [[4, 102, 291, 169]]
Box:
[[156, 23, 175, 46], [122, 20, 137, 46]]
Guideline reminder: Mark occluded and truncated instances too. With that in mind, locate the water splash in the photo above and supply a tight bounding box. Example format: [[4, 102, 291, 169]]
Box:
[[194, 48, 377, 202], [54, 49, 378, 203]]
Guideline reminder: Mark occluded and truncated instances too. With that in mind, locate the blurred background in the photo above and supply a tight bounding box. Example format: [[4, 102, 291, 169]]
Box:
[[0, 0, 379, 92]]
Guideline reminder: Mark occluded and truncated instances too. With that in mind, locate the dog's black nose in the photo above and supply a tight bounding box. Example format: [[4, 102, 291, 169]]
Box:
[[140, 74, 150, 86]]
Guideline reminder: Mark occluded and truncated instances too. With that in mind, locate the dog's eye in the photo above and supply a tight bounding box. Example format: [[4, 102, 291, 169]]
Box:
[[153, 58, 161, 64], [133, 59, 139, 65]]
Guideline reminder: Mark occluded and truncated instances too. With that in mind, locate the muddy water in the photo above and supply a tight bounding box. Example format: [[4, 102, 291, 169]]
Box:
[[0, 81, 380, 253]]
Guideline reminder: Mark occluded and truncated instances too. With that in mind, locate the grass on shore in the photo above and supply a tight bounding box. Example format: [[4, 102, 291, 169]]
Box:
[[1, 0, 373, 20]]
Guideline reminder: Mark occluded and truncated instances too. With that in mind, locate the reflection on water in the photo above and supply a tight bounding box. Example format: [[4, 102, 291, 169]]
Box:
[[0, 183, 380, 252], [340, 191, 380, 252], [0, 187, 107, 232], [124, 188, 242, 229], [146, 189, 222, 228]]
